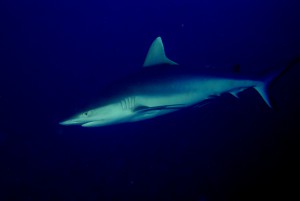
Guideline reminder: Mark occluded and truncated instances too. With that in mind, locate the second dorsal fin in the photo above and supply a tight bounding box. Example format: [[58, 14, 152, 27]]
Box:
[[143, 37, 178, 67]]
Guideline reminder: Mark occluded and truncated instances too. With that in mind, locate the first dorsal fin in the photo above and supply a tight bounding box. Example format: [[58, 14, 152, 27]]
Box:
[[143, 37, 178, 67]]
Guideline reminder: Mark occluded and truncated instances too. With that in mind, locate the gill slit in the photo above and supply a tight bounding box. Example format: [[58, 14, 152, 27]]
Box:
[[120, 97, 136, 111]]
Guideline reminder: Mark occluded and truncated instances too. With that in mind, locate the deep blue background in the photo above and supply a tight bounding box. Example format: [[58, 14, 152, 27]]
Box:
[[0, 0, 300, 200]]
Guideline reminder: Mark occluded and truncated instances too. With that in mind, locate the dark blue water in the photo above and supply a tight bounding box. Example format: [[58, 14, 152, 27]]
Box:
[[0, 0, 299, 200]]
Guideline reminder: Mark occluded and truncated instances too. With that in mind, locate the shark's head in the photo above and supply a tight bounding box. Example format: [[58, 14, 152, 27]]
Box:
[[59, 102, 134, 127]]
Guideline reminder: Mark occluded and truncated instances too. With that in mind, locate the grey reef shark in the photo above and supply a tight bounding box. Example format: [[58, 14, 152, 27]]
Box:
[[60, 37, 298, 127]]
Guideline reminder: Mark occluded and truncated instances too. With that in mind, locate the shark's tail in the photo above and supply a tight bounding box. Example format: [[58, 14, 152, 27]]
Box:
[[254, 56, 300, 108]]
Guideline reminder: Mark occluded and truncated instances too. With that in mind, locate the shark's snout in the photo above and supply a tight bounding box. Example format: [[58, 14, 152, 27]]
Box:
[[59, 120, 73, 126], [59, 119, 83, 126]]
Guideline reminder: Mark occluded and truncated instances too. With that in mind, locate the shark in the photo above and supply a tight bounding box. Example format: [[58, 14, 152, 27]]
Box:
[[59, 36, 296, 127]]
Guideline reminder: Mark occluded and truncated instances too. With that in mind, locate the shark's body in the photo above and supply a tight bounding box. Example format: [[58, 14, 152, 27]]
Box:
[[60, 37, 294, 127]]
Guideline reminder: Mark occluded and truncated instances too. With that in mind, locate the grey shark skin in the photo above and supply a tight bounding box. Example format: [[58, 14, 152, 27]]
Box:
[[59, 37, 293, 127]]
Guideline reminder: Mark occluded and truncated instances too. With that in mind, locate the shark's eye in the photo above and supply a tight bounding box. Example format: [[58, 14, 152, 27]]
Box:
[[82, 111, 89, 117]]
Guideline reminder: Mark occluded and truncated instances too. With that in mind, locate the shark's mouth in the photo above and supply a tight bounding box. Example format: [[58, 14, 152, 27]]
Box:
[[81, 121, 105, 127], [60, 119, 93, 126]]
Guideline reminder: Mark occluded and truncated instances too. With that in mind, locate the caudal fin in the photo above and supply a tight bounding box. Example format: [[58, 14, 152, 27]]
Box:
[[254, 56, 300, 108]]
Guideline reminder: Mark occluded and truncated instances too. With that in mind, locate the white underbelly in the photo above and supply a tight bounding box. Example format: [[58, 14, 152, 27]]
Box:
[[135, 93, 208, 108]]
